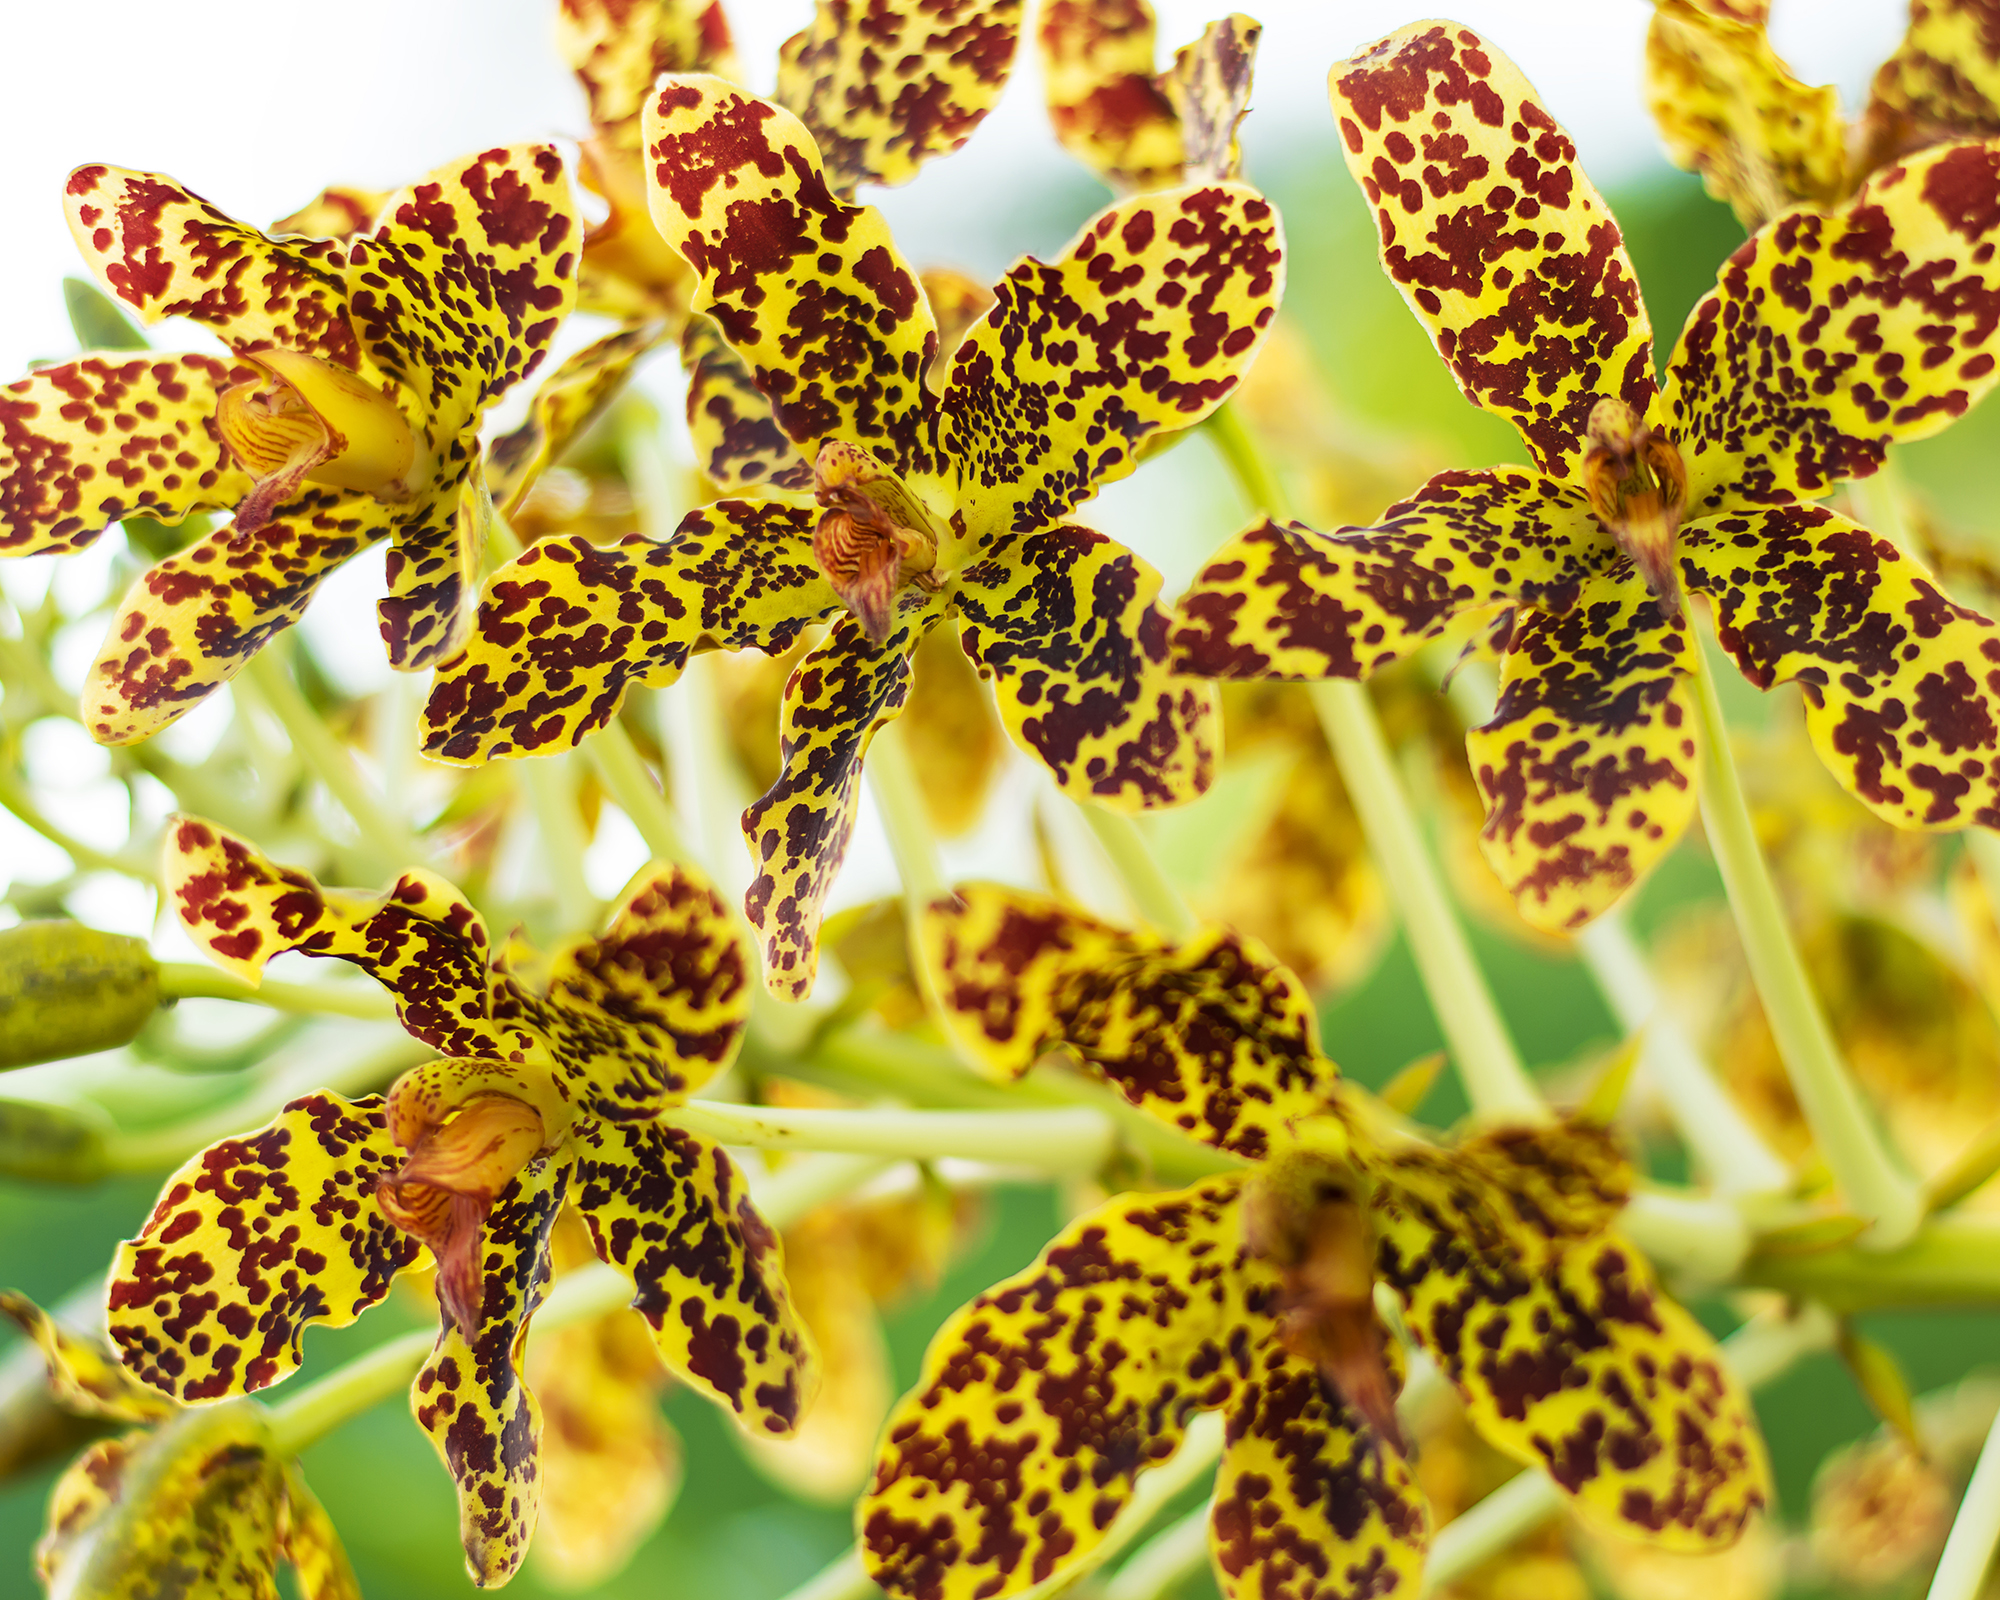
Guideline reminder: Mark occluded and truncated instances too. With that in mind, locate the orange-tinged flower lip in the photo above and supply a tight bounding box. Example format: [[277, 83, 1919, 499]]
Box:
[[810, 441, 942, 646], [1583, 397, 1687, 619]]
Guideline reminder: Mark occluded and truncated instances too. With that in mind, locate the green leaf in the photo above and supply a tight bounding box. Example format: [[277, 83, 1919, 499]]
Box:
[[63, 278, 148, 352]]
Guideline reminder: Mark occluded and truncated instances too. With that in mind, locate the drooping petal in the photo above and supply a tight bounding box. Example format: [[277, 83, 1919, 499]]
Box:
[[1038, 0, 1183, 193], [411, 1152, 568, 1587], [956, 524, 1218, 809], [1170, 470, 1610, 681], [642, 77, 941, 479], [1467, 571, 1699, 934], [1644, 0, 1844, 229], [1209, 1348, 1429, 1600], [63, 166, 358, 365], [940, 180, 1282, 537], [1683, 502, 2000, 832], [82, 487, 394, 745], [0, 1291, 176, 1422], [1373, 1215, 1771, 1548], [347, 145, 579, 450], [1866, 0, 2000, 162], [570, 1120, 815, 1435], [378, 469, 484, 670], [1665, 139, 2000, 510], [488, 320, 674, 517], [0, 353, 254, 556], [682, 316, 817, 493], [1330, 24, 1656, 479], [278, 1465, 364, 1600], [861, 1178, 1262, 1600], [421, 498, 832, 763], [558, 0, 738, 134], [923, 883, 1332, 1160], [742, 613, 923, 1000], [1160, 16, 1261, 185], [541, 862, 753, 1117], [106, 1092, 421, 1400]]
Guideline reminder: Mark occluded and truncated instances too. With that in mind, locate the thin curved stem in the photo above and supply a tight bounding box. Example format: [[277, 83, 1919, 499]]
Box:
[[0, 763, 153, 882], [586, 717, 689, 864], [1926, 1405, 2000, 1600], [520, 753, 599, 934], [155, 964, 397, 1021], [666, 1100, 1116, 1171], [1078, 806, 1197, 940]]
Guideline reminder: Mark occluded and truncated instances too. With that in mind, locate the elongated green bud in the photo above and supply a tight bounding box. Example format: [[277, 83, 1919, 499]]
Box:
[[0, 1099, 111, 1183], [0, 922, 160, 1070]]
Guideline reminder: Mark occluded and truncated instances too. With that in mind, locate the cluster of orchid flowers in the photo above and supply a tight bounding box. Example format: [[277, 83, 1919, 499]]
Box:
[[12, 0, 2000, 1596]]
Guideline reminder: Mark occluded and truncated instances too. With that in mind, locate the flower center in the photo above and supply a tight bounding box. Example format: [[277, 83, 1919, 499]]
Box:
[[215, 347, 427, 539], [1581, 397, 1687, 618], [811, 441, 944, 646]]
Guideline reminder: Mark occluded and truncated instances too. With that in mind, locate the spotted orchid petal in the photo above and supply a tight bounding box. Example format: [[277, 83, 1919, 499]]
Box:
[[1867, 0, 2000, 160], [642, 77, 941, 481], [106, 1092, 422, 1401], [0, 353, 254, 556], [1665, 138, 2000, 511], [1466, 572, 1699, 934], [488, 320, 674, 517], [271, 185, 390, 240], [62, 166, 359, 365], [939, 180, 1283, 539], [1209, 1350, 1429, 1600], [1330, 24, 1655, 480], [1169, 471, 1611, 682], [421, 499, 833, 764], [861, 1179, 1264, 1600], [1038, 0, 1184, 193], [900, 622, 1008, 836], [957, 525, 1218, 809], [558, 0, 739, 136], [1684, 502, 2000, 832], [0, 1292, 175, 1423], [775, 0, 1023, 193], [412, 1151, 568, 1587], [923, 884, 1332, 1160], [1164, 16, 1262, 185], [682, 317, 817, 495], [743, 612, 926, 1000], [83, 487, 395, 745], [571, 1120, 815, 1436]]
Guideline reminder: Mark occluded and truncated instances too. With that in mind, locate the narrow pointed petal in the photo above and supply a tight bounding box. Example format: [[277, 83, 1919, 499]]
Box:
[[106, 1093, 421, 1400], [488, 320, 674, 517], [1867, 2, 2000, 160], [270, 186, 389, 239], [1209, 1350, 1429, 1600], [0, 1291, 175, 1422], [83, 487, 392, 745], [412, 1153, 568, 1587], [775, 0, 1023, 193], [862, 1179, 1263, 1600], [643, 77, 939, 477], [1467, 573, 1699, 934], [1170, 470, 1608, 681], [940, 181, 1282, 534], [682, 317, 816, 494], [1667, 138, 2000, 509], [421, 498, 833, 763], [924, 884, 1333, 1160], [1161, 16, 1260, 184], [0, 353, 254, 556], [1684, 503, 2000, 832], [380, 471, 488, 671], [571, 1121, 815, 1435], [1039, 0, 1183, 193], [743, 615, 921, 1000], [558, 0, 738, 132], [1330, 24, 1655, 479], [278, 1466, 363, 1600], [957, 525, 1217, 808]]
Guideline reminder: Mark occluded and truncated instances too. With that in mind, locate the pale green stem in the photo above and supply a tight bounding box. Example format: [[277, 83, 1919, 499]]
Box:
[[0, 763, 153, 882], [1743, 1209, 2000, 1309], [586, 718, 689, 863], [619, 402, 682, 545], [866, 716, 947, 908], [1926, 1405, 2000, 1600], [774, 1550, 880, 1600], [1688, 621, 1921, 1248], [155, 964, 398, 1021], [520, 754, 599, 934], [1619, 1188, 1749, 1282], [667, 1100, 1116, 1170], [1846, 449, 1918, 559], [1078, 807, 1197, 939], [1965, 831, 2000, 993], [659, 654, 756, 892]]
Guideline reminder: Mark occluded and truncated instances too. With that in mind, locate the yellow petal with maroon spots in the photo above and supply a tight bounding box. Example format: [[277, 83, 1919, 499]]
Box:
[[1467, 574, 1699, 934], [1209, 1348, 1429, 1600], [377, 461, 484, 675], [1684, 503, 2000, 833], [62, 166, 358, 366], [488, 320, 674, 517], [682, 317, 817, 495], [775, 0, 1023, 193], [106, 1092, 421, 1401], [1644, 0, 1844, 230], [957, 525, 1216, 809], [83, 487, 394, 746], [861, 1178, 1263, 1600], [421, 498, 833, 764], [1169, 470, 1611, 682], [412, 1152, 568, 1587], [1666, 139, 2000, 511], [1038, 0, 1183, 194], [38, 1435, 141, 1587], [900, 620, 1007, 835], [642, 77, 940, 479], [923, 883, 1332, 1160], [939, 180, 1282, 538], [278, 1466, 362, 1600], [1330, 24, 1656, 480], [743, 612, 927, 1001], [559, 0, 738, 134], [270, 185, 390, 240], [0, 1292, 175, 1423], [1374, 1217, 1771, 1549], [543, 862, 752, 1117], [0, 353, 253, 556], [1867, 0, 2000, 162], [1160, 16, 1260, 185], [570, 1121, 815, 1436]]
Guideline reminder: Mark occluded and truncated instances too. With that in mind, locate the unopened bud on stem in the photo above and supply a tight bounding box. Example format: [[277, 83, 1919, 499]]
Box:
[[0, 921, 159, 1070]]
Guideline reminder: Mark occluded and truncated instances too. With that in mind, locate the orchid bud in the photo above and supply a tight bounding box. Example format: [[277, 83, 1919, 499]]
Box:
[[0, 921, 159, 1070]]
